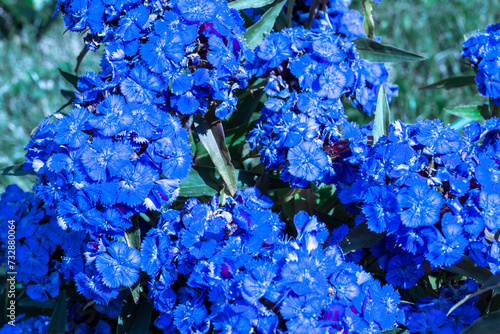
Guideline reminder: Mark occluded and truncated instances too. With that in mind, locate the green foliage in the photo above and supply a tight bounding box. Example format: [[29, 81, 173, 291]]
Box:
[[47, 288, 67, 334], [228, 0, 276, 10], [244, 0, 287, 48], [117, 290, 153, 334], [353, 37, 426, 63], [462, 310, 500, 333], [444, 105, 488, 123], [373, 84, 391, 144], [363, 0, 500, 123]]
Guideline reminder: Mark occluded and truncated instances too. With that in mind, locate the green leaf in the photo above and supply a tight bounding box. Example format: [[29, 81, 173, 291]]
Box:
[[361, 0, 374, 39], [179, 166, 287, 197], [447, 272, 500, 316], [18, 297, 56, 309], [58, 68, 80, 89], [338, 222, 385, 254], [47, 288, 67, 334], [286, 0, 295, 27], [193, 114, 238, 197], [353, 37, 426, 62], [244, 0, 287, 49], [179, 166, 221, 197], [382, 329, 409, 334], [60, 89, 75, 100], [444, 105, 488, 123], [419, 75, 476, 90], [373, 84, 390, 144], [228, 0, 275, 10], [125, 227, 141, 250], [225, 90, 264, 130], [117, 291, 153, 334], [0, 164, 34, 176], [462, 310, 500, 333], [447, 256, 493, 284]]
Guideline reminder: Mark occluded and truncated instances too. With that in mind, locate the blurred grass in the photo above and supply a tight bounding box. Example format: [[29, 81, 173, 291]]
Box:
[[0, 0, 499, 192], [0, 5, 101, 193], [356, 0, 500, 123]]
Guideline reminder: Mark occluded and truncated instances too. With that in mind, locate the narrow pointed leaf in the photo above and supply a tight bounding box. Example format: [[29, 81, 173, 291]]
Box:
[[447, 272, 500, 316], [419, 75, 476, 90], [1, 164, 34, 176], [193, 114, 238, 196], [353, 37, 426, 62], [47, 288, 67, 334], [244, 0, 287, 49], [179, 166, 221, 197], [447, 256, 493, 284], [58, 68, 80, 89], [462, 310, 500, 333], [373, 84, 390, 144], [179, 166, 287, 197], [228, 0, 275, 10], [444, 105, 488, 123], [60, 89, 75, 100], [338, 222, 385, 253], [117, 291, 153, 334]]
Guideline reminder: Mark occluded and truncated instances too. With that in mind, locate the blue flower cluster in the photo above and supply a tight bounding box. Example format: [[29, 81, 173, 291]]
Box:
[[142, 188, 405, 333], [0, 184, 87, 302], [403, 280, 480, 333], [24, 102, 191, 235], [56, 0, 250, 118], [247, 28, 362, 187], [0, 315, 51, 334], [335, 118, 500, 279], [462, 22, 500, 104], [291, 0, 398, 114]]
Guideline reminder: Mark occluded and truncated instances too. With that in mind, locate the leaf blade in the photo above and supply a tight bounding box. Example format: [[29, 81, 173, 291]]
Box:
[[228, 0, 275, 10], [47, 288, 67, 334], [244, 0, 287, 49], [353, 37, 426, 63], [444, 105, 488, 123], [373, 84, 390, 144], [58, 68, 80, 89], [0, 164, 34, 176], [193, 114, 238, 197], [419, 75, 476, 90]]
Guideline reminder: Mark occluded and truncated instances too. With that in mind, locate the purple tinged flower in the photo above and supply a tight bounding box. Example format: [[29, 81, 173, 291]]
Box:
[[95, 242, 141, 288]]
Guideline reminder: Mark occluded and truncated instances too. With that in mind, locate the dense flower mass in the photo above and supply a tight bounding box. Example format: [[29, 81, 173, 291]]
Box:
[[55, 0, 250, 118], [142, 188, 405, 333], [289, 0, 398, 113], [462, 22, 500, 104], [24, 103, 191, 235], [246, 27, 361, 187], [403, 280, 480, 333], [335, 118, 500, 280], [3, 0, 500, 333]]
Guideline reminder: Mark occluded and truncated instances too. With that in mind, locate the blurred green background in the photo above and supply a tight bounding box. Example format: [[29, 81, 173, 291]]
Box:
[[0, 0, 499, 192]]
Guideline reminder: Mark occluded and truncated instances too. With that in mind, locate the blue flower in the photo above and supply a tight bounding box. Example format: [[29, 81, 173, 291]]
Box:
[[287, 141, 330, 182], [95, 242, 141, 288], [397, 182, 444, 228]]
